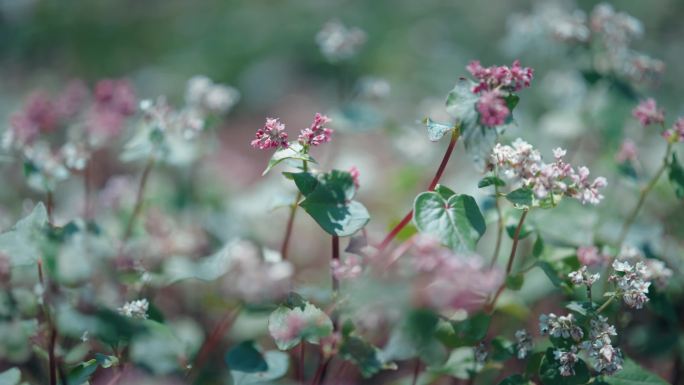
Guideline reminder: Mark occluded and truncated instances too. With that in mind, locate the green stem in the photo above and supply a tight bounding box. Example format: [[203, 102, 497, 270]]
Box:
[[123, 158, 155, 243], [596, 295, 615, 314], [615, 142, 673, 251], [280, 160, 308, 260], [490, 184, 505, 267]]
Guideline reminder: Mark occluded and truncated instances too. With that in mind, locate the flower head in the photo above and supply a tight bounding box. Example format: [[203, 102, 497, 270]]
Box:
[[663, 117, 684, 143], [118, 299, 149, 320], [615, 138, 639, 163], [632, 98, 664, 127], [554, 347, 580, 376], [467, 60, 534, 93], [477, 90, 510, 127], [569, 266, 600, 287], [577, 246, 605, 266], [252, 118, 289, 150], [298, 113, 333, 146], [331, 255, 363, 280], [515, 329, 533, 359], [609, 259, 651, 309], [316, 20, 366, 62], [539, 313, 583, 341]]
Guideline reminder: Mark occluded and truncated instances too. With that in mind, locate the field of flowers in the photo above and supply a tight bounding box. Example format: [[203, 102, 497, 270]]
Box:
[[0, 1, 683, 384]]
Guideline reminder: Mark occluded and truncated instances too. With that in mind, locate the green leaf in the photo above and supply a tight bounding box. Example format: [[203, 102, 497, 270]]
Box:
[[285, 171, 318, 196], [498, 374, 534, 385], [538, 348, 590, 385], [478, 175, 506, 188], [536, 261, 562, 287], [434, 184, 457, 199], [491, 337, 515, 362], [436, 313, 491, 348], [505, 188, 533, 207], [225, 341, 268, 373], [413, 191, 486, 251], [0, 368, 21, 385], [268, 303, 333, 350], [262, 143, 315, 175], [0, 203, 48, 267], [533, 234, 544, 258], [428, 347, 482, 380], [230, 350, 289, 385], [504, 94, 520, 111], [669, 152, 684, 199], [506, 222, 533, 240], [605, 358, 669, 385], [424, 118, 456, 142], [506, 274, 524, 291], [340, 334, 395, 378], [298, 170, 370, 236]]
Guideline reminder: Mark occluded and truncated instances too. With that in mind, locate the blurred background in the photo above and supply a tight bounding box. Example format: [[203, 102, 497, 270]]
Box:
[[1, 0, 683, 383]]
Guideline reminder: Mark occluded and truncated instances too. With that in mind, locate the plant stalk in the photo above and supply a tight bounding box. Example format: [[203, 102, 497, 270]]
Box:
[[280, 160, 308, 260], [122, 158, 155, 243]]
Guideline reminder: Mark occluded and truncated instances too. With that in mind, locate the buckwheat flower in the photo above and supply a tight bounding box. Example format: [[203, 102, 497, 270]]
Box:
[[118, 299, 149, 320], [554, 347, 579, 376], [581, 316, 623, 375], [349, 166, 360, 189], [539, 313, 583, 341], [569, 166, 607, 205], [641, 259, 672, 290], [331, 255, 363, 280], [55, 79, 89, 119], [316, 19, 366, 62], [632, 99, 664, 127], [467, 60, 534, 93], [94, 79, 136, 116], [663, 117, 684, 143], [609, 259, 651, 309], [477, 90, 510, 127], [569, 266, 600, 287], [298, 113, 333, 146], [577, 246, 605, 266], [251, 118, 289, 150], [60, 142, 89, 170], [8, 92, 58, 147], [515, 329, 533, 359], [615, 138, 639, 163]]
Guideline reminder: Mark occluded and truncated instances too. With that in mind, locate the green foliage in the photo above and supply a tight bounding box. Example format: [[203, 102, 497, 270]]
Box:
[[490, 337, 515, 361], [604, 358, 669, 385], [0, 368, 20, 385], [340, 334, 395, 378], [225, 341, 269, 373], [230, 350, 289, 385], [291, 170, 370, 236], [506, 274, 525, 291], [505, 188, 533, 207], [478, 175, 506, 188], [413, 191, 486, 251], [435, 313, 491, 348], [67, 354, 119, 385], [498, 374, 534, 385], [532, 233, 544, 258], [380, 309, 445, 365], [669, 152, 684, 198], [0, 203, 48, 267]]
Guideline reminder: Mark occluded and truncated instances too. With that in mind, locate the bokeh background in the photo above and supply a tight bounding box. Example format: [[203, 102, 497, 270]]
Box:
[[1, 0, 683, 383]]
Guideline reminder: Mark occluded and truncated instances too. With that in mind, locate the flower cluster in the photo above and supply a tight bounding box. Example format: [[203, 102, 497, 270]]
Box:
[[554, 347, 580, 376], [515, 329, 533, 359], [663, 117, 684, 143], [465, 60, 533, 127], [614, 246, 672, 290], [568, 266, 600, 287], [408, 236, 502, 313], [298, 113, 333, 146], [615, 138, 639, 164], [609, 259, 651, 309], [632, 98, 665, 127], [185, 75, 240, 115], [315, 19, 366, 62], [118, 299, 149, 320], [491, 138, 607, 205], [577, 245, 606, 266], [251, 113, 333, 151], [581, 316, 623, 375], [539, 313, 583, 342]]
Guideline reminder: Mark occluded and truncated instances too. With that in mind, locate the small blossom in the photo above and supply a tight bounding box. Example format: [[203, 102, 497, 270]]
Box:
[[568, 266, 600, 287], [581, 315, 623, 375], [539, 313, 583, 341], [331, 255, 363, 280], [477, 90, 510, 127], [577, 246, 605, 266], [615, 138, 639, 163], [632, 98, 664, 127], [118, 299, 149, 319], [467, 60, 534, 93], [515, 329, 533, 359], [251, 118, 289, 150], [474, 342, 488, 364], [316, 20, 366, 62], [554, 347, 580, 376], [349, 166, 360, 189], [8, 92, 58, 147], [298, 113, 333, 146], [609, 259, 651, 309], [663, 117, 684, 143]]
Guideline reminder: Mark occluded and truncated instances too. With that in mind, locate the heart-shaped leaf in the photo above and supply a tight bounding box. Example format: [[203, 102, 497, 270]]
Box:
[[604, 358, 669, 385], [230, 350, 289, 385], [424, 118, 456, 142], [225, 341, 268, 373], [268, 302, 333, 350], [413, 191, 486, 251], [296, 170, 370, 237]]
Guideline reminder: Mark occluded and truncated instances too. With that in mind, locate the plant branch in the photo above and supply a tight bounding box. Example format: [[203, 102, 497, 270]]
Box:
[[378, 128, 460, 251], [186, 305, 241, 381], [280, 160, 308, 260], [489, 184, 505, 267], [122, 158, 155, 243]]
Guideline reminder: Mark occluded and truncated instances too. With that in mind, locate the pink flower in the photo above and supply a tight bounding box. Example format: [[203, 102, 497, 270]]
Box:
[[349, 166, 360, 189], [251, 118, 289, 150], [94, 79, 136, 116], [467, 60, 534, 93], [9, 92, 58, 145], [632, 98, 664, 127], [615, 139, 638, 163], [477, 90, 510, 127], [55, 80, 89, 119], [662, 117, 684, 143], [298, 113, 333, 146], [570, 166, 607, 205], [577, 246, 605, 266], [331, 255, 363, 280]]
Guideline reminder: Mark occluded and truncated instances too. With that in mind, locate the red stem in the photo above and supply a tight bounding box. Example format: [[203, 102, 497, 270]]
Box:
[[378, 129, 460, 251], [186, 307, 240, 380], [46, 191, 54, 225], [331, 236, 340, 293]]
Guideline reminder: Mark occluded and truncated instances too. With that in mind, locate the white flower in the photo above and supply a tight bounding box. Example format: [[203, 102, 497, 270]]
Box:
[[118, 299, 149, 320]]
